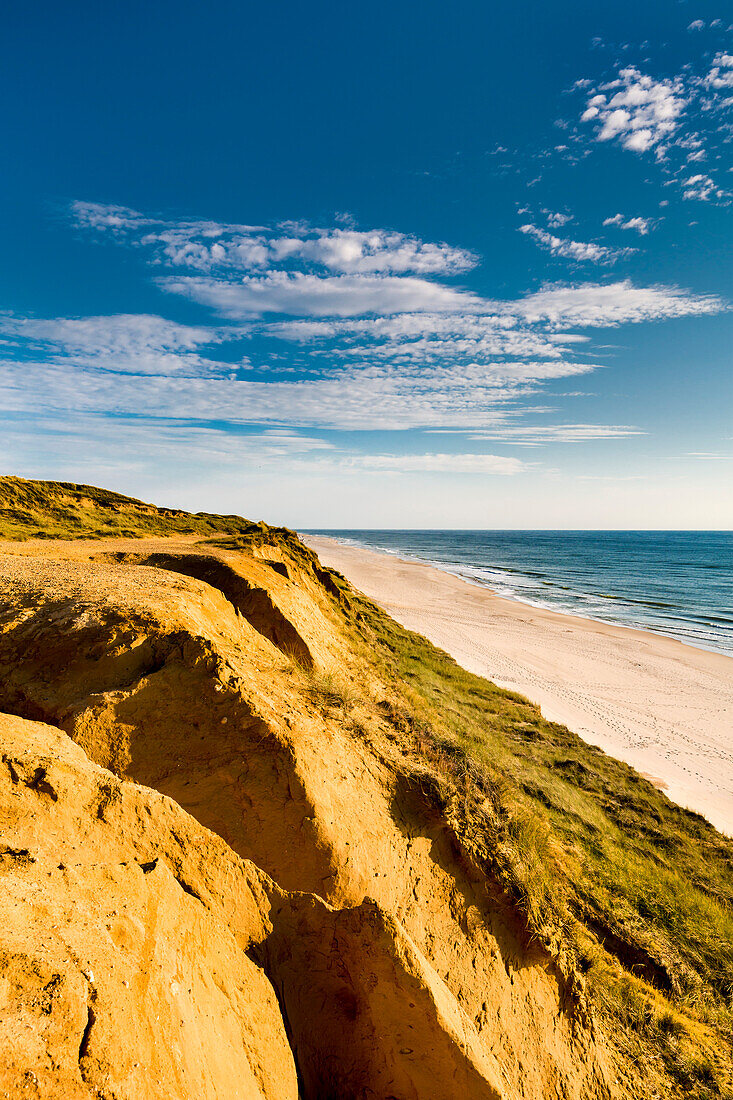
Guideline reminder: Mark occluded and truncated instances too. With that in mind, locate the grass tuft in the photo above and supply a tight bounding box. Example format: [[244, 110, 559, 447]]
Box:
[[298, 663, 361, 713]]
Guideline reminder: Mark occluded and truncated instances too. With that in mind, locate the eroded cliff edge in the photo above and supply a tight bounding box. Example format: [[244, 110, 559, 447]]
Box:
[[0, 478, 731, 1099]]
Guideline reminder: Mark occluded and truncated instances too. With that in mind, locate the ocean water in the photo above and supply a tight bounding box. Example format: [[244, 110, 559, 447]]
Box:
[[305, 530, 733, 658]]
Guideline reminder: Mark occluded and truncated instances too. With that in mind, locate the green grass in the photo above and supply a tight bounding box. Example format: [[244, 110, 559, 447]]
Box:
[[0, 475, 259, 541], [0, 478, 324, 582], [346, 588, 733, 1096]]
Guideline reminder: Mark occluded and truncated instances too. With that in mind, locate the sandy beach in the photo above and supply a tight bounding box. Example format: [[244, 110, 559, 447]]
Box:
[[304, 535, 733, 836]]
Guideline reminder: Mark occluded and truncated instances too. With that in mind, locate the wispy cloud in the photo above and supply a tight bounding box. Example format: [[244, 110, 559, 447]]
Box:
[[71, 202, 156, 232], [267, 314, 590, 362], [686, 451, 733, 460], [0, 353, 595, 431], [0, 414, 339, 489], [0, 313, 237, 375], [161, 271, 483, 318], [3, 203, 723, 454], [71, 202, 477, 276], [355, 452, 528, 474], [461, 423, 643, 444], [519, 223, 634, 264], [510, 280, 725, 327], [0, 412, 537, 497], [2, 280, 722, 433]]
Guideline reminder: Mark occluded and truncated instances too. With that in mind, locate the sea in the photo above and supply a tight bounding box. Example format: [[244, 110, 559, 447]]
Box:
[[303, 530, 733, 659]]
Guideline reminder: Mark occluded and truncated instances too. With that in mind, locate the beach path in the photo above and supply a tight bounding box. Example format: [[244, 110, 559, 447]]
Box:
[[304, 535, 733, 837]]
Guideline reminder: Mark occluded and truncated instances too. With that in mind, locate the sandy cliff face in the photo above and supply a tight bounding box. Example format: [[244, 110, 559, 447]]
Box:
[[0, 536, 615, 1099], [0, 714, 298, 1100]]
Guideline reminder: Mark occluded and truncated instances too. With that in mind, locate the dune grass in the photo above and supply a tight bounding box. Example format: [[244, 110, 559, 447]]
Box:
[[0, 475, 256, 541], [346, 585, 733, 1097], [297, 663, 361, 712]]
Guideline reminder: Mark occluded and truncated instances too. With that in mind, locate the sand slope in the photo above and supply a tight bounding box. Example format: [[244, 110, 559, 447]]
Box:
[[304, 536, 733, 836], [0, 536, 613, 1099]]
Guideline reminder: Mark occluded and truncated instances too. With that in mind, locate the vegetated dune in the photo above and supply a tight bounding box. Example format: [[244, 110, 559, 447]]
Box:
[[0, 477, 731, 1099]]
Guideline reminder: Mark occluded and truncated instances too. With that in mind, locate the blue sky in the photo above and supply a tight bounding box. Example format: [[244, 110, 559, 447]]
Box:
[[1, 0, 731, 527]]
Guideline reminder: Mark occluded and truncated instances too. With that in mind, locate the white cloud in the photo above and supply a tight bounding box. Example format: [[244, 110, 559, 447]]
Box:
[[356, 453, 528, 474], [687, 20, 705, 31], [682, 173, 724, 201], [0, 314, 235, 375], [1, 275, 723, 433], [354, 453, 526, 475], [152, 227, 477, 276], [519, 224, 634, 263], [509, 281, 725, 327], [70, 201, 153, 231], [465, 423, 642, 443], [602, 214, 653, 234], [620, 216, 651, 234], [547, 212, 572, 227], [580, 67, 686, 155], [0, 357, 537, 430], [161, 272, 483, 318], [331, 333, 587, 364], [71, 202, 477, 277], [267, 313, 595, 365], [686, 451, 733, 459], [569, 53, 732, 203], [4, 202, 725, 451], [4, 259, 721, 440], [704, 52, 733, 91], [279, 230, 477, 275], [0, 415, 538, 512], [1, 290, 720, 436], [0, 414, 341, 490]]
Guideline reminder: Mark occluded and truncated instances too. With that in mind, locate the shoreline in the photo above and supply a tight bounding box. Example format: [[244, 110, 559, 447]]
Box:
[[305, 534, 732, 660], [303, 533, 733, 837]]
